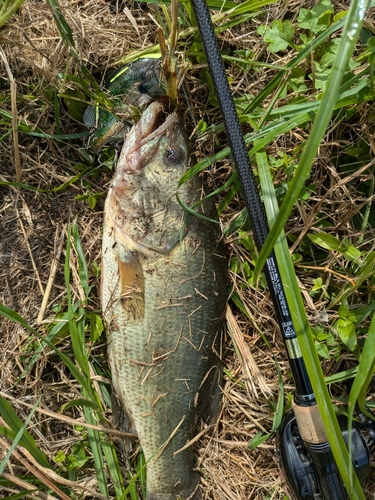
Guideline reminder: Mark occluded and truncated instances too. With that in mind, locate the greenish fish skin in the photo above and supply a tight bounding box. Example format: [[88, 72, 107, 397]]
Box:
[[85, 56, 166, 153], [101, 102, 227, 500]]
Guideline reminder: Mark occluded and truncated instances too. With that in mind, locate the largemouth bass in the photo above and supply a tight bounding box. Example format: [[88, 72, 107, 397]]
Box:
[[101, 101, 227, 499], [84, 56, 165, 152]]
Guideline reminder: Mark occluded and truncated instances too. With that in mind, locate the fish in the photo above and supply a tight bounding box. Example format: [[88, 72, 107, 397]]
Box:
[[84, 55, 166, 153], [100, 101, 227, 500]]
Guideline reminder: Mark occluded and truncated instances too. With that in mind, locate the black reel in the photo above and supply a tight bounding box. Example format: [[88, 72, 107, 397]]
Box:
[[277, 410, 375, 500]]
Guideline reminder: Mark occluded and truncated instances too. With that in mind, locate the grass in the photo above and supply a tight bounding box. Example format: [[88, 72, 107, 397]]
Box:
[[0, 0, 375, 498]]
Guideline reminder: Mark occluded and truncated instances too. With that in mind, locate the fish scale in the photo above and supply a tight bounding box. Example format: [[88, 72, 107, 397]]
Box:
[[101, 102, 227, 499]]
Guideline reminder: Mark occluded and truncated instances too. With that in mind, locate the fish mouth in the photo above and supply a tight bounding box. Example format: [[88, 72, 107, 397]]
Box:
[[126, 101, 179, 158]]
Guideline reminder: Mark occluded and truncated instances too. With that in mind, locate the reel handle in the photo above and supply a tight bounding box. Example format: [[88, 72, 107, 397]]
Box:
[[305, 441, 346, 499]]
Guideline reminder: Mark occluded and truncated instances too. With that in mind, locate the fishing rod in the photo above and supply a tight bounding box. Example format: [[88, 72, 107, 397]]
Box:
[[189, 0, 374, 498]]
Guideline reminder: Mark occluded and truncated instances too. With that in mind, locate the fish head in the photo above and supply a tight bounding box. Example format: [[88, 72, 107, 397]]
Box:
[[138, 65, 167, 98], [116, 100, 189, 180], [108, 101, 196, 255]]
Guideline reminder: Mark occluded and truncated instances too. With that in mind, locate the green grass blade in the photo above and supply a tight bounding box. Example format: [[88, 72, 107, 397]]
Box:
[[247, 35, 375, 121], [148, 0, 238, 9], [72, 218, 90, 300], [256, 148, 366, 499], [128, 472, 140, 500], [0, 0, 27, 28], [0, 394, 49, 469], [0, 396, 42, 475], [223, 207, 248, 236], [137, 451, 147, 499], [255, 0, 371, 280], [347, 310, 375, 489], [243, 17, 346, 115], [101, 437, 126, 498], [325, 367, 358, 385], [82, 407, 109, 497], [0, 303, 37, 331], [21, 130, 89, 140], [64, 223, 90, 377], [60, 399, 99, 411], [175, 194, 219, 224], [182, 74, 370, 196], [1, 490, 38, 499], [0, 166, 97, 194], [45, 0, 76, 49], [328, 251, 375, 309]]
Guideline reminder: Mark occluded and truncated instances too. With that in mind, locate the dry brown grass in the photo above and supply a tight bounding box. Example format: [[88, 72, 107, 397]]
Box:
[[1, 1, 375, 499]]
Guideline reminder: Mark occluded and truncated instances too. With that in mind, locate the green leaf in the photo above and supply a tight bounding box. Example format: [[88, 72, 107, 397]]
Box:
[[298, 0, 334, 34], [311, 277, 323, 292], [338, 298, 350, 318], [336, 318, 357, 352], [62, 89, 86, 121], [60, 399, 99, 411], [54, 450, 66, 463], [342, 244, 361, 261], [65, 442, 90, 471], [90, 313, 104, 342], [258, 20, 295, 52], [87, 193, 97, 210], [308, 232, 341, 251], [314, 341, 331, 359], [248, 431, 271, 449], [244, 17, 346, 115]]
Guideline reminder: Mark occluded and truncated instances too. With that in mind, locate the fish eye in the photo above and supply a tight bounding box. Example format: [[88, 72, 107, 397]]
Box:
[[164, 146, 180, 165]]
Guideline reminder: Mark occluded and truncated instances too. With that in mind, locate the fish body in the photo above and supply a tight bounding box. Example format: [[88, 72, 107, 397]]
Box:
[[84, 56, 165, 152], [101, 102, 227, 499]]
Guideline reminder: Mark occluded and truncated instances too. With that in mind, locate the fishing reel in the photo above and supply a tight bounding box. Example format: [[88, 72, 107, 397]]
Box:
[[278, 408, 375, 499]]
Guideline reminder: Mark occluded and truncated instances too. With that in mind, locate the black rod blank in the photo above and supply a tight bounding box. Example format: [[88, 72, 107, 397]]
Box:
[[190, 0, 314, 400]]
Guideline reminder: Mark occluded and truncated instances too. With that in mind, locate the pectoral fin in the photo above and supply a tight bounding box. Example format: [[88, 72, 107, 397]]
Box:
[[117, 251, 145, 321], [111, 389, 137, 453], [196, 363, 222, 425]]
